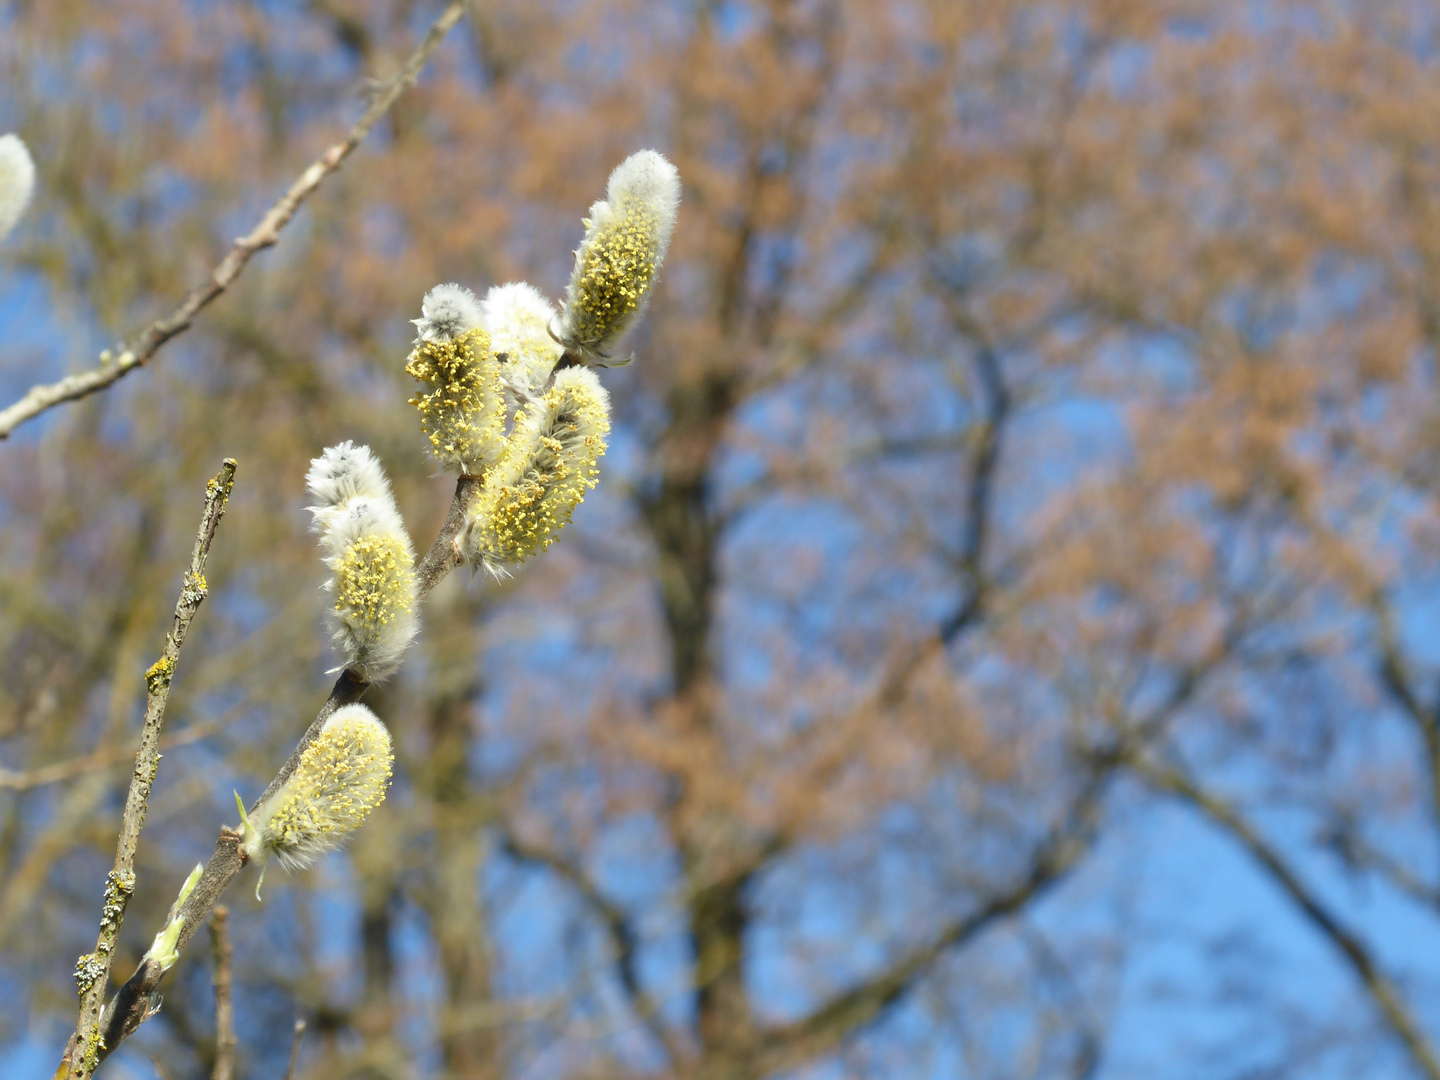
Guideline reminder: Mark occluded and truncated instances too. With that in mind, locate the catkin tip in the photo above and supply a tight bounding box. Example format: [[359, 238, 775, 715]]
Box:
[[412, 282, 484, 343]]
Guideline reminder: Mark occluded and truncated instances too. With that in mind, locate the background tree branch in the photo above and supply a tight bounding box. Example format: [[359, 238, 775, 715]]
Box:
[[0, 0, 469, 442], [1129, 754, 1440, 1080], [208, 906, 234, 1080]]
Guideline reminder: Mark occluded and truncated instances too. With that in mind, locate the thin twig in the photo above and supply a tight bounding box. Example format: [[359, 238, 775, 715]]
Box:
[[57, 458, 237, 1080], [283, 1019, 307, 1080], [0, 720, 219, 792], [0, 0, 469, 442], [210, 907, 235, 1080], [82, 474, 478, 1073]]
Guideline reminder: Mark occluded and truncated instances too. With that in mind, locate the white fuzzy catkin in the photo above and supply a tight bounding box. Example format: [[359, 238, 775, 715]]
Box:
[[458, 366, 611, 575], [239, 704, 393, 877], [482, 281, 564, 409], [411, 282, 484, 344], [0, 134, 35, 243], [306, 445, 419, 681], [556, 149, 680, 361]]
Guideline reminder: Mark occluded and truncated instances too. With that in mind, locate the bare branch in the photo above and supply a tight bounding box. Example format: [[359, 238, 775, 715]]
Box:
[[1325, 825, 1440, 912], [0, 0, 469, 442], [1372, 593, 1440, 840], [1131, 755, 1440, 1080], [59, 458, 236, 1080], [940, 331, 1010, 645], [209, 907, 234, 1080]]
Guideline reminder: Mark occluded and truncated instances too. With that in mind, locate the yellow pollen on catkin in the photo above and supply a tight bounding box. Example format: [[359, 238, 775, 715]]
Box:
[[334, 533, 414, 636], [570, 204, 662, 350], [263, 711, 393, 868], [405, 327, 506, 472], [465, 373, 610, 570]]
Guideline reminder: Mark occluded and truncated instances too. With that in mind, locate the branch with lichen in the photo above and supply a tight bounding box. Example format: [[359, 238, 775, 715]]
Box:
[[57, 458, 236, 1079], [58, 147, 681, 1077], [71, 477, 473, 1074]]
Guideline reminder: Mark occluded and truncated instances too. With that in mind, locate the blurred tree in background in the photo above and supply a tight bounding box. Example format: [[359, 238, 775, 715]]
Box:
[[4, 0, 1440, 1077]]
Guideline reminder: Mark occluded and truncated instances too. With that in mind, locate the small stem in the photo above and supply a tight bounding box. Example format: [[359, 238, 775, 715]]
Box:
[[210, 907, 235, 1080], [415, 475, 482, 593], [283, 1019, 307, 1080]]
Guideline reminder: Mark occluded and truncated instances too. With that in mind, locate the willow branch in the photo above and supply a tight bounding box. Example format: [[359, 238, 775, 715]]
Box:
[[1130, 754, 1440, 1080], [83, 474, 479, 1074], [0, 0, 469, 441], [58, 458, 236, 1080]]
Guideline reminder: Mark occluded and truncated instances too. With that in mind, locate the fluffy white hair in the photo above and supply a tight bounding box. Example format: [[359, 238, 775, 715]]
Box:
[[458, 366, 611, 576], [412, 282, 484, 343], [557, 149, 681, 360], [305, 441, 394, 515], [604, 149, 681, 248], [314, 494, 418, 681], [482, 281, 563, 407], [315, 494, 411, 563], [304, 444, 419, 681]]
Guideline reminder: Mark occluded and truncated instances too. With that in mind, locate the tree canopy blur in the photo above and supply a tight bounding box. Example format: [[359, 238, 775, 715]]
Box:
[[4, 1, 1440, 1077]]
